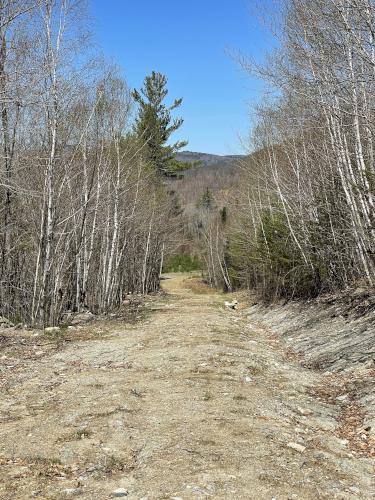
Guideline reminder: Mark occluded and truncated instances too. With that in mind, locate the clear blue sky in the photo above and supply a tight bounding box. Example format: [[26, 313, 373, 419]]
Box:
[[90, 0, 275, 155]]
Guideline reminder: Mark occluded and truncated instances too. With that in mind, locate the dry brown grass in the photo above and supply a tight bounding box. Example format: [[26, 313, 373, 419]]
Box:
[[309, 372, 375, 458], [182, 277, 221, 295]]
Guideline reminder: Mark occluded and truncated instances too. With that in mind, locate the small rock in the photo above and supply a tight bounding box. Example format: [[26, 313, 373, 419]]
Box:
[[244, 376, 252, 383], [336, 394, 348, 402], [287, 442, 306, 453], [63, 488, 82, 496], [112, 489, 128, 497], [313, 450, 333, 460], [190, 486, 206, 494], [349, 486, 360, 494], [296, 407, 312, 416], [45, 326, 60, 333]]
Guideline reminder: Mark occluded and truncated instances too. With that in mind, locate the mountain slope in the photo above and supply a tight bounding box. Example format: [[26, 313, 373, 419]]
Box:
[[176, 150, 245, 176], [171, 150, 246, 211]]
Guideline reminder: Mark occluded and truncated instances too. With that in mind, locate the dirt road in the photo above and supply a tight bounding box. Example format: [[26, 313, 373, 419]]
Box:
[[0, 274, 374, 499]]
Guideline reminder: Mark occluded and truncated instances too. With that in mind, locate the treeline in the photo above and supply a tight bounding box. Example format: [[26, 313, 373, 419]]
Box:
[[0, 1, 185, 326], [196, 0, 375, 301], [233, 0, 375, 300]]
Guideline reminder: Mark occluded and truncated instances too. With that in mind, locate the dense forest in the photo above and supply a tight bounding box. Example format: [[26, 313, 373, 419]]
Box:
[[0, 1, 187, 326], [2, 0, 375, 325]]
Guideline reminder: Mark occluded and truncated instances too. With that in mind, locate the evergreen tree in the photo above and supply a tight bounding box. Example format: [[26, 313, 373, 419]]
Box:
[[168, 189, 183, 217], [132, 71, 188, 177], [220, 206, 228, 223], [199, 187, 214, 210]]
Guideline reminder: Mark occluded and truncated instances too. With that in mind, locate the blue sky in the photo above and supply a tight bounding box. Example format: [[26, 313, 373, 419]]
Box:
[[90, 1, 275, 155]]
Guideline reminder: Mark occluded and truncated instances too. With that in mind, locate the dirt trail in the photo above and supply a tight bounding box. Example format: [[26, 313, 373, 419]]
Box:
[[0, 274, 374, 499]]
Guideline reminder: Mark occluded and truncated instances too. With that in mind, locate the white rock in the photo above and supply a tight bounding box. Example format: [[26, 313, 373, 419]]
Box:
[[45, 326, 60, 333], [224, 299, 238, 310], [296, 406, 312, 416], [336, 394, 348, 402], [244, 376, 252, 383], [349, 486, 360, 494], [287, 442, 306, 453]]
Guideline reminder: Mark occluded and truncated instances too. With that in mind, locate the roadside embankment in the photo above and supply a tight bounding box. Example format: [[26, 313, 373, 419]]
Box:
[[244, 286, 375, 455]]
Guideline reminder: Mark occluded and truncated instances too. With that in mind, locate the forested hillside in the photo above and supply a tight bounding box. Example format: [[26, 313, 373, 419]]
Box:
[[172, 151, 243, 207], [163, 151, 243, 279]]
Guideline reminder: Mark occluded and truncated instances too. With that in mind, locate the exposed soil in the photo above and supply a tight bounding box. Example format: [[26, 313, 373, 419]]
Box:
[[0, 274, 374, 499]]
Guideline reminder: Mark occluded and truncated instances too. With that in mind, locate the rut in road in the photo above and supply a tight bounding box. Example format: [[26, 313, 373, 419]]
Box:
[[0, 274, 374, 499]]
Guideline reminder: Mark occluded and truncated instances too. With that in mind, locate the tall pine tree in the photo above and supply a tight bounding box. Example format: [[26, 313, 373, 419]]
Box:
[[132, 71, 188, 177]]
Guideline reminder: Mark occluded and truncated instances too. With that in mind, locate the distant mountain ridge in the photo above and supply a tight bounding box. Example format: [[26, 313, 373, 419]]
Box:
[[176, 150, 244, 168]]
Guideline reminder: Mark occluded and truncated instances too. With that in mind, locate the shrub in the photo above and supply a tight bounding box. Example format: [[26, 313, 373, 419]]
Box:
[[163, 253, 202, 273]]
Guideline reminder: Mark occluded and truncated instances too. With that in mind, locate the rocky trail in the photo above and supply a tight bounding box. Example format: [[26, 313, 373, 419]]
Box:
[[0, 274, 374, 499]]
